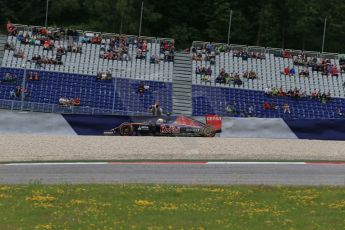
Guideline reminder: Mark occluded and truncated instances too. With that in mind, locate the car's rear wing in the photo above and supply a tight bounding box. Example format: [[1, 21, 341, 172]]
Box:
[[205, 115, 222, 132]]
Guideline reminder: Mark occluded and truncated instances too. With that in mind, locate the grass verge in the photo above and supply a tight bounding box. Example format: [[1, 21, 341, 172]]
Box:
[[0, 185, 344, 229]]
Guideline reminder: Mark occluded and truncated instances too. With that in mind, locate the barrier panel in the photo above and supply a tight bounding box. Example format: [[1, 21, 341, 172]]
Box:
[[62, 115, 345, 140]]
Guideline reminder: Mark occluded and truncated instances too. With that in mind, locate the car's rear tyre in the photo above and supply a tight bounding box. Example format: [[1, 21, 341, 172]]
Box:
[[119, 123, 134, 136], [201, 125, 216, 137]]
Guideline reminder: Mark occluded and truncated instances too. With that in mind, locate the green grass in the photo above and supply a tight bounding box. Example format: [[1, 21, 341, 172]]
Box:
[[0, 185, 344, 229]]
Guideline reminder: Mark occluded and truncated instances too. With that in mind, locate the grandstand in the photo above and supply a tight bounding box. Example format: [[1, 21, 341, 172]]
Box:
[[0, 24, 174, 115], [1, 23, 345, 118], [191, 42, 345, 119]]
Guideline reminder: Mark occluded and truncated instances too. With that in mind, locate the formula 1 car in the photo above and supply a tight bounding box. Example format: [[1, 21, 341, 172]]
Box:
[[104, 115, 220, 137]]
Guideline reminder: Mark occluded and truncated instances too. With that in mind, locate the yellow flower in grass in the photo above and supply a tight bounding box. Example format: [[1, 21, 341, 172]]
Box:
[[70, 199, 85, 205], [26, 193, 56, 209], [329, 200, 345, 209], [134, 199, 154, 206], [35, 223, 55, 230], [264, 220, 273, 226], [34, 203, 55, 209], [0, 186, 12, 191], [202, 188, 225, 193], [159, 202, 178, 211], [26, 194, 56, 202], [0, 193, 12, 199]]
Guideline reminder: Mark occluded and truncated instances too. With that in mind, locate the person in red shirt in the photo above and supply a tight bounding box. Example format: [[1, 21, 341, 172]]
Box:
[[6, 21, 17, 35], [34, 72, 40, 81], [263, 101, 271, 110], [142, 40, 148, 52], [39, 27, 48, 35], [311, 89, 318, 99], [283, 67, 289, 75], [43, 40, 50, 50], [164, 41, 169, 51], [73, 98, 81, 106], [332, 66, 339, 77]]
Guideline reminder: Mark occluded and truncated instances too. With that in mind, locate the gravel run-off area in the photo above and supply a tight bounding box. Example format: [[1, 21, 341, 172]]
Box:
[[1, 135, 345, 162]]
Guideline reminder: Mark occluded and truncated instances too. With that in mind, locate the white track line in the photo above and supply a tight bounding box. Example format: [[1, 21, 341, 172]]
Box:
[[206, 162, 306, 165], [4, 162, 345, 166], [6, 162, 108, 166]]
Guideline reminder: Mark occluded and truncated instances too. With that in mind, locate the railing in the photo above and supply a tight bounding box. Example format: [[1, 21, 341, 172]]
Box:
[[192, 41, 341, 60], [0, 99, 151, 116], [12, 23, 174, 46]]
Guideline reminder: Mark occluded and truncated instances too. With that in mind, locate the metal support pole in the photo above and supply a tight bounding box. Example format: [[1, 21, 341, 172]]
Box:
[[321, 18, 327, 54], [45, 0, 49, 28], [21, 62, 27, 111], [111, 70, 117, 114], [120, 13, 124, 34], [227, 10, 233, 45], [138, 1, 144, 37]]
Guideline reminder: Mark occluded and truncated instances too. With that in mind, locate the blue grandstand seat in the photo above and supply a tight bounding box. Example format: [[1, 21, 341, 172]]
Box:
[[0, 68, 172, 115], [192, 85, 343, 119]]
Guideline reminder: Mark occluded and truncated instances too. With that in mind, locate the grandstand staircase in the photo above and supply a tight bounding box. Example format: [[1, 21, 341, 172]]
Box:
[[172, 52, 192, 115], [0, 34, 6, 66]]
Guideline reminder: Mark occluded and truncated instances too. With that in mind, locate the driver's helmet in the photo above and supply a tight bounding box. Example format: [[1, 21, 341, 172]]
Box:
[[156, 118, 165, 124]]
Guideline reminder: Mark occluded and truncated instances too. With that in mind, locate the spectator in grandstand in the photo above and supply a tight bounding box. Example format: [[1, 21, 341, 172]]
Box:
[[192, 53, 203, 61], [96, 71, 112, 81], [335, 107, 344, 117], [216, 72, 227, 84], [4, 41, 15, 51], [149, 102, 163, 116], [247, 105, 255, 117], [91, 34, 102, 44], [283, 103, 291, 114], [264, 86, 272, 96], [9, 89, 16, 99], [27, 72, 40, 81], [15, 86, 21, 98], [38, 27, 48, 36], [331, 66, 339, 77], [150, 55, 160, 64], [138, 83, 145, 94], [226, 104, 235, 114], [57, 46, 66, 55], [271, 87, 279, 96], [195, 66, 201, 75], [43, 40, 53, 50], [73, 44, 82, 54], [6, 21, 17, 36], [243, 70, 257, 79], [282, 67, 290, 76], [2, 73, 17, 83], [138, 82, 150, 94], [311, 89, 318, 99], [294, 54, 308, 66], [277, 87, 286, 97], [233, 74, 243, 86], [289, 68, 296, 76], [299, 69, 310, 77], [219, 68, 226, 77], [59, 97, 81, 107], [201, 73, 211, 83], [13, 49, 24, 58], [206, 66, 212, 76], [282, 50, 292, 58], [136, 50, 146, 60], [320, 92, 327, 104], [263, 101, 272, 110]]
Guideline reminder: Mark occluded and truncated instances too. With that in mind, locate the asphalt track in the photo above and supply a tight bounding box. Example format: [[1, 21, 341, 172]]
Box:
[[0, 162, 345, 186]]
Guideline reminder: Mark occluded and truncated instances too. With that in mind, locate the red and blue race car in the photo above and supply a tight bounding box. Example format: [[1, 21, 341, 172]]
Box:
[[104, 115, 221, 137]]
